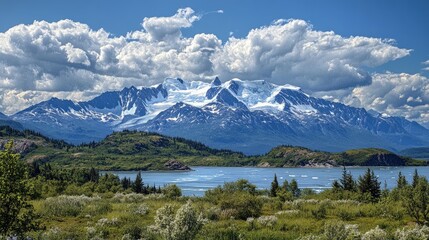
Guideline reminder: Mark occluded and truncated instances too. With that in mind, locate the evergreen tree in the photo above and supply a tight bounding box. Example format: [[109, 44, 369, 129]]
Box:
[[121, 177, 131, 190], [290, 179, 300, 197], [397, 171, 408, 189], [402, 176, 429, 224], [88, 167, 99, 182], [331, 180, 341, 191], [357, 168, 381, 202], [282, 180, 290, 192], [270, 174, 279, 197], [0, 142, 39, 237], [133, 171, 143, 193], [412, 169, 419, 188], [340, 166, 355, 191]]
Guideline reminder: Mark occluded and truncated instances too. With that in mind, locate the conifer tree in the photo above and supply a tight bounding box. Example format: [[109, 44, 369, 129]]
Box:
[[397, 171, 408, 189], [290, 179, 300, 197], [357, 168, 381, 202], [133, 171, 143, 193], [412, 169, 419, 188], [270, 174, 279, 197], [340, 166, 355, 191], [282, 180, 290, 191]]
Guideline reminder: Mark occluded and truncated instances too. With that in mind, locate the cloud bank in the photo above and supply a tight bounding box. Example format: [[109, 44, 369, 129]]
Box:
[[0, 7, 425, 126]]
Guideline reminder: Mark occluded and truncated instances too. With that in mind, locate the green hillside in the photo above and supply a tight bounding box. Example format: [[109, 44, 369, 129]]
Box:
[[259, 146, 422, 167], [258, 145, 339, 167], [0, 126, 424, 170], [400, 147, 429, 159]]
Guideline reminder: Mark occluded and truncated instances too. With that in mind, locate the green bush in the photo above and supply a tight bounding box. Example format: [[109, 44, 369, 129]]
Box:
[[219, 192, 263, 220], [162, 184, 182, 199], [42, 195, 99, 217]]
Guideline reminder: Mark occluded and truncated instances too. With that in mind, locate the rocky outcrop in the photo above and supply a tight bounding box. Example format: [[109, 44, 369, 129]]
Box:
[[257, 162, 271, 168], [0, 139, 38, 155], [164, 159, 191, 170]]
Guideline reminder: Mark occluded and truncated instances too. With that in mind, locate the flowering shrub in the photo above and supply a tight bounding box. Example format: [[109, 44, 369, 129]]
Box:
[[394, 225, 429, 240], [362, 226, 387, 240], [42, 195, 100, 217], [133, 203, 149, 215], [275, 210, 300, 215], [96, 217, 119, 227], [257, 215, 278, 228], [151, 200, 206, 240]]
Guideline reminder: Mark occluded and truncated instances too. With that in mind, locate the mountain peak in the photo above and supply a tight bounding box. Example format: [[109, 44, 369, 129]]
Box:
[[163, 78, 188, 90], [212, 76, 222, 86]]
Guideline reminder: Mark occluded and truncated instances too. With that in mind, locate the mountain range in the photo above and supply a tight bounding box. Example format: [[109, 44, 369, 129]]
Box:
[[3, 77, 429, 155]]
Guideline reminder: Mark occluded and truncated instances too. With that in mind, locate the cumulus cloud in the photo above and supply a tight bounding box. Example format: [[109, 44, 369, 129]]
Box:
[[337, 73, 429, 127], [0, 7, 415, 120], [142, 7, 201, 42], [212, 19, 410, 91]]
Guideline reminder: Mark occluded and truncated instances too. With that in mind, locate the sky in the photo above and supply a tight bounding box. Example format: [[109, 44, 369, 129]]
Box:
[[0, 0, 428, 127]]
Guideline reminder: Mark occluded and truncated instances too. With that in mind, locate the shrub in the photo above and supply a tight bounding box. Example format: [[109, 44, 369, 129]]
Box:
[[151, 200, 206, 240], [132, 203, 149, 215], [394, 225, 429, 240], [162, 184, 182, 199], [323, 220, 361, 240], [257, 215, 278, 228], [338, 210, 354, 221], [218, 192, 263, 220], [219, 209, 239, 220], [42, 195, 99, 217], [112, 193, 146, 203], [311, 204, 327, 220], [362, 226, 387, 240], [96, 217, 119, 227], [206, 207, 221, 220], [82, 201, 112, 216]]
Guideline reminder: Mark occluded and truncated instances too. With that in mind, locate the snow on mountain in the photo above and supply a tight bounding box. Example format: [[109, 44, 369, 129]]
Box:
[[11, 77, 429, 153]]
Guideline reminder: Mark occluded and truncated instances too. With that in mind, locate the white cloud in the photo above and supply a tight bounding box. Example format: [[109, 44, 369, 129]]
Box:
[[142, 7, 200, 42], [423, 60, 429, 71], [338, 73, 429, 126], [0, 7, 416, 121], [212, 19, 410, 91]]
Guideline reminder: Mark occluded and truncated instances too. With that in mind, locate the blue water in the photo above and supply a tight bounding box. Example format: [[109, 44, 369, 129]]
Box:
[[106, 166, 429, 196]]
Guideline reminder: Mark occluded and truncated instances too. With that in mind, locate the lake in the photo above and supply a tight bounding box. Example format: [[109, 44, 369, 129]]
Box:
[[106, 166, 429, 196]]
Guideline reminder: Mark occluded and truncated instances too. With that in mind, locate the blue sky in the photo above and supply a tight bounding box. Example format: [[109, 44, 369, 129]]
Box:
[[0, 0, 428, 127]]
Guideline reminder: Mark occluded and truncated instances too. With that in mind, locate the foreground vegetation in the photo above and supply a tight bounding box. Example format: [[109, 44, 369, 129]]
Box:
[[0, 126, 424, 171], [2, 143, 429, 239]]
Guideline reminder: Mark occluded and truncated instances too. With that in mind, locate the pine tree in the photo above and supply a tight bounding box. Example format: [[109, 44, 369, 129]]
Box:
[[357, 168, 381, 202], [397, 171, 408, 189], [412, 169, 419, 188], [89, 167, 99, 182], [332, 180, 341, 190], [290, 179, 300, 197], [270, 174, 279, 197], [121, 177, 131, 190], [282, 179, 289, 191], [340, 166, 355, 191], [402, 176, 429, 224], [133, 171, 143, 193]]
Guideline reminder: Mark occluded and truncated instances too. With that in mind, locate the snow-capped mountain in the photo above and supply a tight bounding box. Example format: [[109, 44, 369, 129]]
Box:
[[11, 77, 429, 154]]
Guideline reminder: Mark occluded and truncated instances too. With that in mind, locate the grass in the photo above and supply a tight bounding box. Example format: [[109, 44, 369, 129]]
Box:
[[27, 193, 419, 240]]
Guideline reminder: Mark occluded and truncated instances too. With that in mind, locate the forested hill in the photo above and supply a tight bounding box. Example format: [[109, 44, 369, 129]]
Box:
[[258, 146, 424, 167], [0, 126, 424, 170], [400, 147, 429, 159]]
